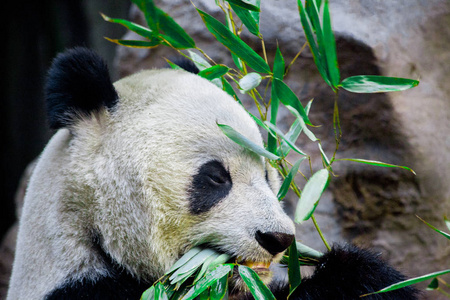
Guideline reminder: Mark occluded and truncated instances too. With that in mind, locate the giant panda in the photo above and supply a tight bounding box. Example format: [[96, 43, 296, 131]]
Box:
[[7, 48, 418, 300]]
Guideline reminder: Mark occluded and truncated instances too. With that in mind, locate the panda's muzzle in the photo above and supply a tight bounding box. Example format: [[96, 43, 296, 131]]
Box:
[[255, 230, 295, 256]]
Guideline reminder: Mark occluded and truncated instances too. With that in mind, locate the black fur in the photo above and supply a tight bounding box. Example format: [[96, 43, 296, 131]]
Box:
[[189, 160, 232, 214], [45, 233, 152, 300], [45, 47, 118, 129], [268, 244, 419, 300], [171, 58, 200, 74]]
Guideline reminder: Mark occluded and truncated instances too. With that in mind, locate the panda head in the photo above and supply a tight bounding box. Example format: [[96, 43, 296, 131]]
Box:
[[45, 48, 295, 287]]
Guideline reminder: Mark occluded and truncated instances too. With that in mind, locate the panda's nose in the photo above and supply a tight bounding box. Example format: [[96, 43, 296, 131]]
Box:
[[255, 230, 295, 255]]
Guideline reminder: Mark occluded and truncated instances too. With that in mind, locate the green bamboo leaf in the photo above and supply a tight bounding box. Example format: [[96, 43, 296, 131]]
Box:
[[295, 169, 329, 223], [157, 8, 195, 49], [277, 158, 306, 200], [322, 0, 340, 87], [445, 216, 450, 232], [218, 123, 280, 160], [198, 288, 210, 300], [417, 216, 450, 240], [169, 249, 217, 284], [340, 75, 419, 93], [131, 0, 159, 31], [277, 100, 313, 156], [198, 65, 230, 81], [273, 46, 285, 80], [154, 282, 169, 300], [141, 286, 155, 300], [248, 0, 261, 26], [225, 0, 260, 11], [268, 46, 285, 153], [164, 58, 183, 70], [221, 78, 243, 105], [210, 273, 228, 300], [364, 269, 450, 297], [426, 278, 439, 290], [101, 13, 156, 39], [182, 264, 234, 300], [318, 143, 331, 170], [196, 8, 270, 73], [168, 247, 202, 273], [188, 50, 211, 70], [239, 73, 262, 93], [288, 241, 301, 296], [273, 79, 311, 125], [230, 3, 260, 36], [194, 253, 220, 283], [335, 158, 416, 175], [207, 253, 232, 272], [264, 122, 307, 156], [104, 38, 161, 48], [249, 113, 276, 139], [296, 241, 323, 259], [284, 105, 317, 142], [297, 0, 331, 87], [238, 265, 276, 300]]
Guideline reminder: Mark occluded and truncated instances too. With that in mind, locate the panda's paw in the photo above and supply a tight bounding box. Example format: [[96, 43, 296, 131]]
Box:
[[285, 244, 419, 300]]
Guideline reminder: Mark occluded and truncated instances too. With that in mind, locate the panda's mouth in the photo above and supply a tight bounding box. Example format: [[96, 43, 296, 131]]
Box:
[[241, 260, 271, 274]]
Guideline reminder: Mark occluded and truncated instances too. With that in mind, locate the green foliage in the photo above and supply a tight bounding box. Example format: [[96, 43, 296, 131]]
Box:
[[103, 0, 428, 298]]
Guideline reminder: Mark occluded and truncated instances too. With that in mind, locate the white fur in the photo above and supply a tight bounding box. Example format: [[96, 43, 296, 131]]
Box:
[[8, 69, 294, 299]]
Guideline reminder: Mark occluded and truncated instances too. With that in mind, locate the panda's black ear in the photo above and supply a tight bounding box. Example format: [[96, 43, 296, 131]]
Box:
[[45, 47, 118, 129]]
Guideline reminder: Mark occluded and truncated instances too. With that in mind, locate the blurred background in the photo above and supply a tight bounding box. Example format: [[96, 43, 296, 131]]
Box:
[[1, 1, 449, 299]]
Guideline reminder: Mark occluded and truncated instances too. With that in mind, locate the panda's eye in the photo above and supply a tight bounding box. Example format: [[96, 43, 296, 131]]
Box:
[[206, 173, 229, 185]]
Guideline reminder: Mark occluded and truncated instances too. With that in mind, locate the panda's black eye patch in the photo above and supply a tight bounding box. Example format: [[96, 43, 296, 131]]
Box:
[[189, 160, 232, 214]]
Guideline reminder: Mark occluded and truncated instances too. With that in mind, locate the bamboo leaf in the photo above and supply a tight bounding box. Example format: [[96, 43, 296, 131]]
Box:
[[141, 286, 155, 300], [188, 50, 211, 70], [445, 216, 450, 232], [238, 265, 276, 300], [318, 143, 331, 170], [182, 264, 234, 300], [222, 78, 243, 105], [296, 241, 323, 259], [168, 247, 202, 273], [104, 38, 161, 48], [248, 0, 261, 26], [277, 158, 306, 200], [230, 3, 260, 36], [426, 278, 439, 290], [196, 8, 270, 73], [194, 253, 220, 283], [131, 0, 159, 31], [225, 0, 260, 11], [277, 100, 313, 156], [239, 73, 262, 93], [335, 158, 416, 175], [264, 122, 307, 156], [101, 13, 156, 39], [268, 46, 285, 153], [273, 79, 311, 125], [218, 123, 280, 160], [207, 253, 232, 272], [164, 58, 183, 70], [322, 0, 340, 87], [198, 65, 230, 81], [288, 241, 301, 296], [295, 169, 329, 223], [157, 8, 195, 49], [169, 249, 217, 284], [284, 105, 317, 142], [417, 216, 450, 240], [364, 269, 450, 297], [340, 75, 419, 93], [210, 273, 228, 300], [154, 282, 169, 300], [297, 0, 331, 87]]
